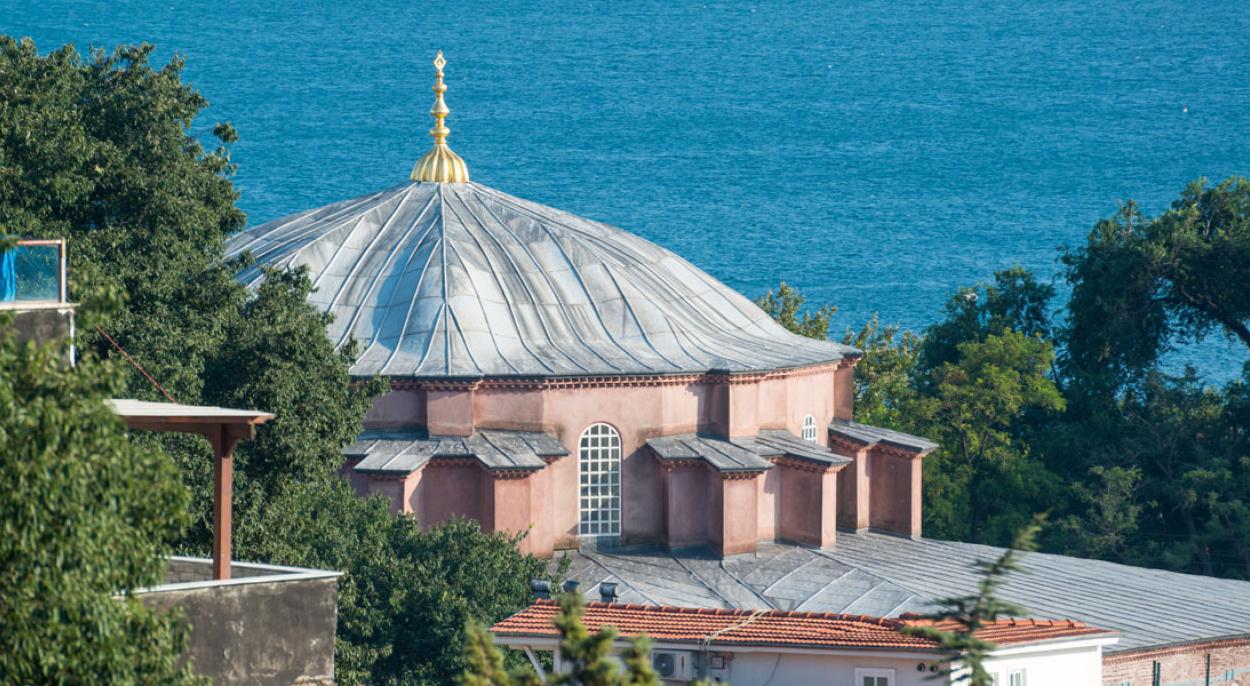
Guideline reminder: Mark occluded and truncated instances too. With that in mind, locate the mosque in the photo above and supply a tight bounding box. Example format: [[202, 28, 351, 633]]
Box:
[[227, 51, 934, 559], [226, 53, 1250, 685]]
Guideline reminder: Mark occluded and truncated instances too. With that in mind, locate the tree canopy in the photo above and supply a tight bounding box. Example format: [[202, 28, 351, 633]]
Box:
[[0, 36, 556, 685], [765, 178, 1250, 577], [0, 310, 199, 684]]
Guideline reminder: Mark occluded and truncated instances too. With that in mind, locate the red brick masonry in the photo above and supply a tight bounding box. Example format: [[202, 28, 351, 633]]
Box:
[[1102, 636, 1250, 686], [492, 601, 1113, 651]]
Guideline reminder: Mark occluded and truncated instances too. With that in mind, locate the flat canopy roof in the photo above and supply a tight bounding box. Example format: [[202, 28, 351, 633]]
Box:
[[108, 399, 274, 426]]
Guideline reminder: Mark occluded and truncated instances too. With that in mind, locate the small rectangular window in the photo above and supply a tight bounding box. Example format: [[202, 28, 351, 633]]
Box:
[[1008, 670, 1026, 686], [854, 668, 894, 686]]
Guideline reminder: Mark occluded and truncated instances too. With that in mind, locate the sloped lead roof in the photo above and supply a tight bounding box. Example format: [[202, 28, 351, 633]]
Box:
[[226, 182, 855, 378], [561, 533, 1250, 653]]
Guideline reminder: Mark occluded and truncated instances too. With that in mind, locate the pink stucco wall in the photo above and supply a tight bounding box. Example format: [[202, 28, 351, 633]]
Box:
[[868, 450, 923, 537], [836, 447, 871, 531], [778, 463, 841, 548], [347, 358, 930, 557]]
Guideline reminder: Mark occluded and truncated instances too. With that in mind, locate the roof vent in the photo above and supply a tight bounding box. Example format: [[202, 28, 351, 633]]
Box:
[[530, 579, 551, 600], [562, 580, 580, 594], [599, 582, 619, 603]]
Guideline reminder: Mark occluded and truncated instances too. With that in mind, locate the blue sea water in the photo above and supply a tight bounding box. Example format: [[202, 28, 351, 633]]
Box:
[[8, 0, 1250, 381]]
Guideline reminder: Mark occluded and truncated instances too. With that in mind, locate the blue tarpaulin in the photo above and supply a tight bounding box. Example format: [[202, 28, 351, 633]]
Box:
[[0, 248, 15, 301]]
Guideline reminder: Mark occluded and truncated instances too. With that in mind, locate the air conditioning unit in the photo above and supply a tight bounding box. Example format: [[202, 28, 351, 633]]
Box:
[[651, 650, 695, 681]]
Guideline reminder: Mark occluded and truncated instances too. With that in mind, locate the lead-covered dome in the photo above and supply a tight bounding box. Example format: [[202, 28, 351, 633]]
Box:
[[226, 181, 855, 378]]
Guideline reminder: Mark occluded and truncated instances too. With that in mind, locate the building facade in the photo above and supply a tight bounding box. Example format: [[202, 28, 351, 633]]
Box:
[[491, 600, 1119, 686]]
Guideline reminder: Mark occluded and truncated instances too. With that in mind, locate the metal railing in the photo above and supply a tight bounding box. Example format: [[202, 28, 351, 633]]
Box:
[[0, 238, 67, 307]]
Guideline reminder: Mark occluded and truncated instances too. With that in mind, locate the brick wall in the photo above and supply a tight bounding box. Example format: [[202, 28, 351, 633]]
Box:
[[1103, 637, 1250, 686]]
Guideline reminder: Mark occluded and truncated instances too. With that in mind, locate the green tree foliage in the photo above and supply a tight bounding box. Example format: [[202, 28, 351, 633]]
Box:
[[755, 282, 837, 340], [903, 522, 1039, 686], [911, 331, 1065, 544], [760, 179, 1250, 578], [0, 37, 245, 401], [1063, 178, 1250, 399], [918, 267, 1055, 375], [461, 593, 662, 686], [841, 315, 922, 427], [236, 483, 554, 686], [0, 316, 200, 684], [0, 37, 556, 683]]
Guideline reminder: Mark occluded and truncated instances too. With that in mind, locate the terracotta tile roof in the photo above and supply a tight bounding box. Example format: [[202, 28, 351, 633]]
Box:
[[491, 601, 1113, 651]]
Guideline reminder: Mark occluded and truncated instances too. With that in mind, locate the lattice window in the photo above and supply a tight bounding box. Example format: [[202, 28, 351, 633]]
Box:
[[802, 414, 818, 442], [579, 423, 621, 538]]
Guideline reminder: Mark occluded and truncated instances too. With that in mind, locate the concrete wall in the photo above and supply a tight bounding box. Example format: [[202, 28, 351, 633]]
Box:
[[140, 560, 339, 686], [982, 645, 1105, 686], [713, 651, 937, 686], [1102, 639, 1250, 686]]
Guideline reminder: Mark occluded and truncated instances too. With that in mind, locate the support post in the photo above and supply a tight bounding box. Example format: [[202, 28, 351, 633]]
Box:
[[210, 425, 238, 581]]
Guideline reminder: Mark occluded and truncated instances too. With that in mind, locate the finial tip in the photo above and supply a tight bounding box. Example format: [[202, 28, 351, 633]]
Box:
[[411, 50, 469, 183]]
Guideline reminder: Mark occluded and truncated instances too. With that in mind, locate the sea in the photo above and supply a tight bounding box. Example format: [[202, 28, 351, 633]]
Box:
[[8, 0, 1250, 383]]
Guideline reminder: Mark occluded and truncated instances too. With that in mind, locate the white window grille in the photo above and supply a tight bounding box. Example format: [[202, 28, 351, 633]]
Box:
[[579, 423, 621, 538], [854, 668, 895, 686], [801, 414, 817, 442], [1009, 670, 1026, 686]]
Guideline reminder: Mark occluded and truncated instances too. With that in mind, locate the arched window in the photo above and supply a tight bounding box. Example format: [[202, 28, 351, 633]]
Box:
[[579, 423, 621, 538], [802, 414, 817, 442]]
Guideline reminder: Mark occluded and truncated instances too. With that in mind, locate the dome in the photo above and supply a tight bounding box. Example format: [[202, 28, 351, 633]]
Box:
[[226, 181, 855, 378]]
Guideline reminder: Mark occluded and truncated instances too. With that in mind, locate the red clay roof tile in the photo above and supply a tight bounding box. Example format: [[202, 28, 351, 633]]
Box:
[[490, 601, 1114, 651]]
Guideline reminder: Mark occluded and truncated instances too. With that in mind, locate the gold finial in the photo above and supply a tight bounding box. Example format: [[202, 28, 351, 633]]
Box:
[[411, 51, 470, 183]]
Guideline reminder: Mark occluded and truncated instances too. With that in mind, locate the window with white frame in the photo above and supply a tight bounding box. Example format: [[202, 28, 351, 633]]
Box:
[[801, 414, 817, 442], [854, 668, 895, 686], [1008, 669, 1026, 686], [579, 423, 621, 538]]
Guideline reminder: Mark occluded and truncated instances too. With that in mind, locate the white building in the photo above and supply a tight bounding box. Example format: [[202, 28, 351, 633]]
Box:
[[492, 600, 1118, 686]]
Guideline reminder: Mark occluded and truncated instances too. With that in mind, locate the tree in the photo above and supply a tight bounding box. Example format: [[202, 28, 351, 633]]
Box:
[[0, 37, 245, 402], [841, 314, 922, 427], [911, 331, 1065, 544], [0, 37, 558, 683], [755, 282, 837, 340], [918, 267, 1055, 375], [1056, 466, 1142, 561], [235, 481, 557, 686], [461, 592, 661, 686], [1062, 178, 1250, 398], [0, 311, 200, 684], [903, 521, 1040, 686]]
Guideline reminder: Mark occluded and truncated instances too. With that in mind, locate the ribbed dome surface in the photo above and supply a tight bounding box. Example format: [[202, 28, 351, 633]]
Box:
[[226, 182, 854, 378]]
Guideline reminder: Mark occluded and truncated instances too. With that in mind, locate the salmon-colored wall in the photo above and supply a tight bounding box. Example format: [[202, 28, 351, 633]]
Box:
[[834, 364, 855, 420], [757, 467, 781, 540], [487, 475, 546, 555], [836, 447, 871, 531], [663, 465, 712, 548], [354, 360, 883, 556], [869, 450, 922, 537], [715, 476, 761, 556], [778, 464, 840, 548], [427, 389, 475, 436], [364, 389, 425, 428], [417, 462, 485, 525]]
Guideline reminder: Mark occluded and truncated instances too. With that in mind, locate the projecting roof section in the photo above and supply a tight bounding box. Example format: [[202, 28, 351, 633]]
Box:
[[108, 399, 274, 425], [226, 182, 856, 379], [559, 533, 1250, 654], [828, 419, 937, 453], [345, 427, 568, 474], [646, 431, 851, 473], [492, 600, 1114, 651]]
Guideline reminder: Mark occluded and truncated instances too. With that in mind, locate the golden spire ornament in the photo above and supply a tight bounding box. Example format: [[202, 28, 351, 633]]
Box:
[[411, 51, 470, 183]]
